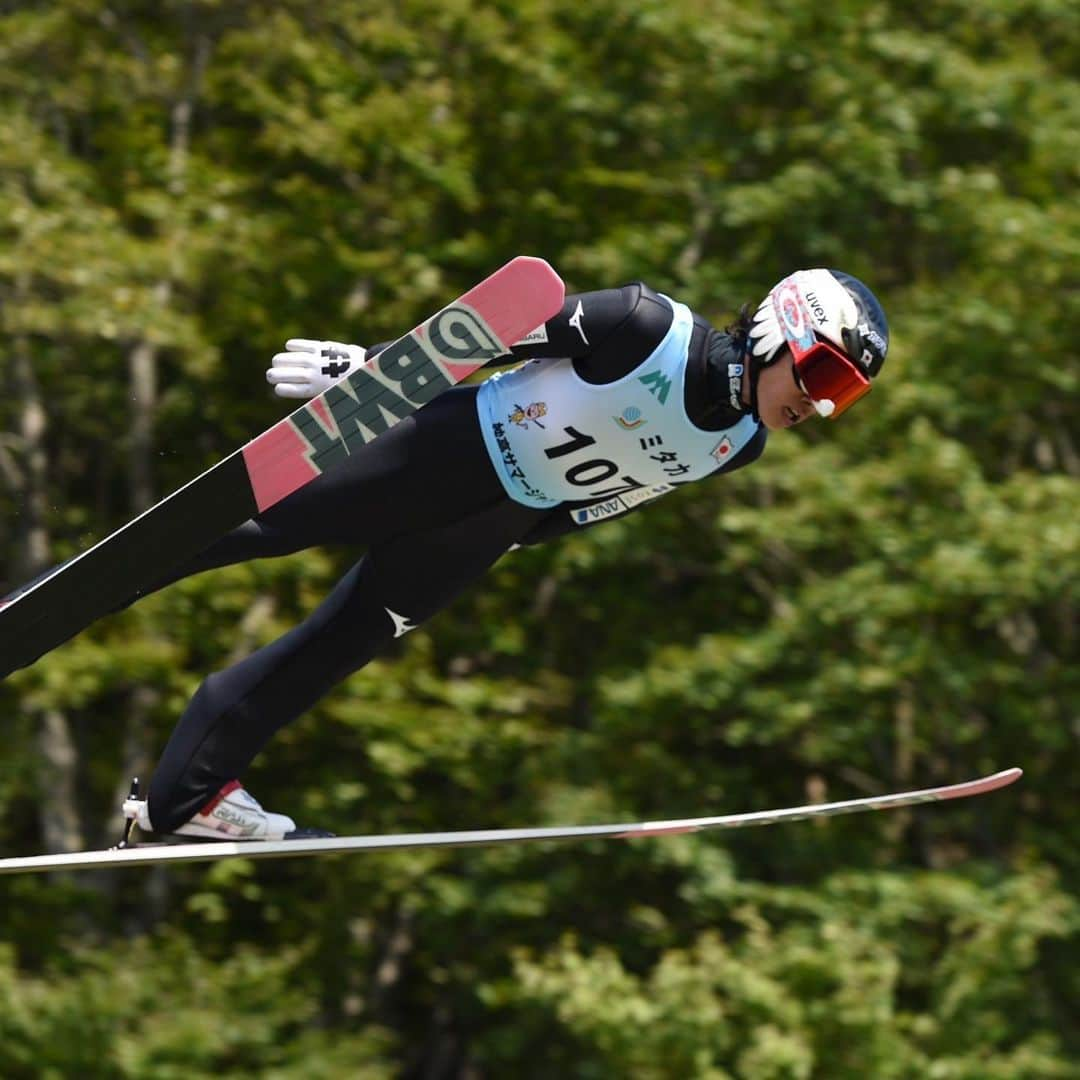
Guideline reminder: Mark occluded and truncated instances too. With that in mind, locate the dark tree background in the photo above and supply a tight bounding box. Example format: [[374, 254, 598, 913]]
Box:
[[0, 1, 1076, 1076]]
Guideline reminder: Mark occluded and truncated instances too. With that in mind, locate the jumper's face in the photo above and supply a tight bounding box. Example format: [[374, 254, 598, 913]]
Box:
[[756, 350, 818, 431]]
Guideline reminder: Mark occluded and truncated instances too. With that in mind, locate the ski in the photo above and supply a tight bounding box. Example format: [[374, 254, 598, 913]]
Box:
[[0, 257, 565, 678], [0, 767, 1021, 875]]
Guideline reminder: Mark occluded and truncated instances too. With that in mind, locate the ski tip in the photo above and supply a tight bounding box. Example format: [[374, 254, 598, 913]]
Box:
[[499, 255, 565, 297], [461, 257, 565, 343], [506, 254, 558, 274], [944, 766, 1024, 800]]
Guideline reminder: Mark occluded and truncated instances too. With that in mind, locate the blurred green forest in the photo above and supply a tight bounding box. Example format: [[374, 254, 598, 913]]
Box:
[[0, 0, 1077, 1076]]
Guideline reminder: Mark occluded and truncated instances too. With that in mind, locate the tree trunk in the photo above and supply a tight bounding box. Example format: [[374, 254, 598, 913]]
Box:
[[104, 23, 215, 918], [11, 282, 86, 854]]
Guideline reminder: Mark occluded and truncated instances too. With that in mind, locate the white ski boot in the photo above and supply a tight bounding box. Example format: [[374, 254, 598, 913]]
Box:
[[122, 779, 296, 842]]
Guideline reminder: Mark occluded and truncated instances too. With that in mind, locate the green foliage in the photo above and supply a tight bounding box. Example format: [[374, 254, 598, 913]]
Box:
[[0, 0, 1076, 1075], [487, 867, 1077, 1079], [0, 935, 398, 1078]]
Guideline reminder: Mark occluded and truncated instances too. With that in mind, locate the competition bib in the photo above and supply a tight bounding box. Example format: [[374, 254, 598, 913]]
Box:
[[476, 296, 760, 508]]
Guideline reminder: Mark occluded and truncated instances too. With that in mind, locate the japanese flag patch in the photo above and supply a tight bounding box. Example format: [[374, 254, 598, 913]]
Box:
[[711, 436, 734, 463]]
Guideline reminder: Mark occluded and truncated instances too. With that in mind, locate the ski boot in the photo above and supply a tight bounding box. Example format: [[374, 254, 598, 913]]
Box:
[[119, 778, 330, 846]]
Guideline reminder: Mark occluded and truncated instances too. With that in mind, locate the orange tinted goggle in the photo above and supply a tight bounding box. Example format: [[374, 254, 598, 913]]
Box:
[[773, 278, 871, 419], [791, 340, 872, 419]]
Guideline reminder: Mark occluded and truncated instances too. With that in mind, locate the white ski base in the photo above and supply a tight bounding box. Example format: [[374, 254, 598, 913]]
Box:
[[0, 768, 1021, 875]]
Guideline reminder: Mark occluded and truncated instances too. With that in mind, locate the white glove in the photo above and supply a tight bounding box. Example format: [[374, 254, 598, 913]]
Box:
[[266, 339, 367, 399]]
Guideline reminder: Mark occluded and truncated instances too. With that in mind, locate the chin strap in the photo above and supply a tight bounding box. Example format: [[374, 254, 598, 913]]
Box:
[[746, 342, 762, 423]]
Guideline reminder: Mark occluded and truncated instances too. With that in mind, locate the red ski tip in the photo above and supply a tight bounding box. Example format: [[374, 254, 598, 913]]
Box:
[[939, 767, 1023, 800]]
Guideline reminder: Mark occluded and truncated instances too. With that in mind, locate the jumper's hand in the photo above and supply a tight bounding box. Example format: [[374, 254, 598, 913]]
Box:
[[266, 339, 366, 399]]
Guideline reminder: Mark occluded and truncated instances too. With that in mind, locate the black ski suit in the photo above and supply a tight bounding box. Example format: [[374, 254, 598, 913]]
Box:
[[147, 283, 768, 830]]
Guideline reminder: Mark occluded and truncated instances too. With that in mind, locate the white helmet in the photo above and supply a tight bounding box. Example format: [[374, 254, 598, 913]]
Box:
[[747, 269, 889, 418]]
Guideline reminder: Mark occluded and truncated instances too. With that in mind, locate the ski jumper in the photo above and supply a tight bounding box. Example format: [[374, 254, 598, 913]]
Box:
[[146, 284, 768, 830]]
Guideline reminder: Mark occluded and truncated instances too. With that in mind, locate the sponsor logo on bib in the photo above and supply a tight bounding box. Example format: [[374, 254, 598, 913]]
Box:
[[508, 402, 547, 429], [638, 369, 673, 405], [613, 406, 646, 430]]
